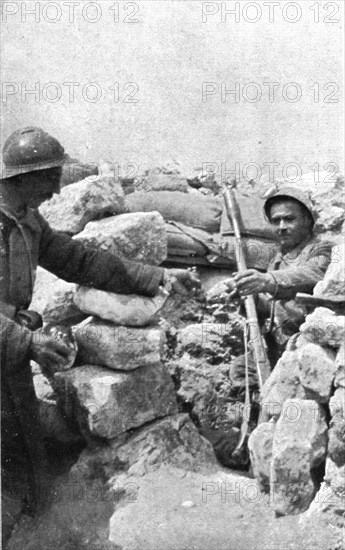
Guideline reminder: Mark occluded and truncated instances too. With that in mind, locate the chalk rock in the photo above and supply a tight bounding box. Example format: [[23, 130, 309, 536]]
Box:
[[324, 456, 345, 500], [297, 343, 336, 402], [335, 342, 345, 388], [314, 242, 345, 296], [33, 372, 78, 443], [248, 421, 275, 492], [30, 267, 85, 325], [300, 308, 345, 348], [74, 286, 168, 327], [315, 205, 345, 232], [168, 355, 233, 432], [301, 479, 345, 532], [71, 413, 218, 483], [328, 388, 345, 466], [74, 318, 165, 371], [40, 175, 127, 234], [74, 211, 167, 265], [260, 351, 307, 421], [54, 363, 177, 440], [177, 321, 245, 361], [270, 399, 328, 516], [296, 172, 345, 233]]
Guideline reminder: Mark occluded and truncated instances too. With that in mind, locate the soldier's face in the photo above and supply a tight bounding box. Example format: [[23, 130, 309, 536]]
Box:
[[269, 200, 313, 252], [19, 168, 62, 208]]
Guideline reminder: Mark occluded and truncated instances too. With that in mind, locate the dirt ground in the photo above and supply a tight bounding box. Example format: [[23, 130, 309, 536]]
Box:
[[6, 443, 343, 550]]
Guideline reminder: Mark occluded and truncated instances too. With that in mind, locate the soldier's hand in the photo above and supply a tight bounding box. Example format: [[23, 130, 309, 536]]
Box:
[[223, 277, 240, 299], [233, 269, 271, 296], [165, 268, 201, 296], [29, 331, 71, 370]]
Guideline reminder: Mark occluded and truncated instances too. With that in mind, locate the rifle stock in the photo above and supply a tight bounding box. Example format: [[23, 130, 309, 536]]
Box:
[[223, 187, 270, 389]]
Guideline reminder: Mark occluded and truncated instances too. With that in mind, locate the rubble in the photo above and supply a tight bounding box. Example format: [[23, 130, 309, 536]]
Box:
[[250, 235, 345, 517], [260, 351, 307, 421], [328, 388, 345, 466], [74, 211, 167, 265], [270, 399, 328, 515], [71, 413, 218, 482], [300, 307, 345, 348], [314, 242, 345, 296], [33, 370, 78, 443], [74, 318, 165, 371], [248, 421, 275, 492], [334, 342, 345, 388], [168, 355, 234, 431], [40, 175, 127, 234], [176, 321, 244, 362], [297, 343, 336, 402], [54, 363, 177, 440]]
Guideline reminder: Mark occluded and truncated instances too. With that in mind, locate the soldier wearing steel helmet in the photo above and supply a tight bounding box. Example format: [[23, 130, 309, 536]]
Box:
[[0, 127, 200, 540], [225, 185, 335, 395], [203, 186, 336, 470]]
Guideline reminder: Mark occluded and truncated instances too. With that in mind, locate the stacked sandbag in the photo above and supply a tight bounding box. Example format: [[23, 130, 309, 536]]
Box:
[[166, 222, 213, 257], [248, 242, 345, 517], [127, 191, 222, 233]]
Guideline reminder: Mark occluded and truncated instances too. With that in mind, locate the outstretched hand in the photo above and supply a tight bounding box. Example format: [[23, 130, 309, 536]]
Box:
[[233, 269, 271, 296], [165, 267, 201, 296], [224, 270, 273, 297]]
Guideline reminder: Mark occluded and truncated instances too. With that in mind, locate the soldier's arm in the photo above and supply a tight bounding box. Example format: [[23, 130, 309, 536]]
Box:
[[0, 313, 32, 374], [37, 212, 164, 297], [267, 240, 334, 300]]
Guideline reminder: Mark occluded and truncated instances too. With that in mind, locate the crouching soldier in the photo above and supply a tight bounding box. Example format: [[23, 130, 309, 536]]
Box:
[[0, 127, 200, 542], [205, 186, 335, 468], [227, 186, 335, 394]]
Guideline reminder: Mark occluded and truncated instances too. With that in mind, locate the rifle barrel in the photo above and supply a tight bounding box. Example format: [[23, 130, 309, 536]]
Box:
[[222, 186, 271, 388]]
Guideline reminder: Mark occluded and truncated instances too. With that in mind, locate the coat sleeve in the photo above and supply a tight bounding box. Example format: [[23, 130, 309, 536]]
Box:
[[269, 240, 334, 300], [37, 213, 164, 297], [0, 313, 32, 375]]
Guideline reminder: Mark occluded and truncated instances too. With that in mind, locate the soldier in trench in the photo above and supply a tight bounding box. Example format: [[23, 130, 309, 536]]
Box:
[[205, 186, 335, 467], [0, 126, 200, 543]]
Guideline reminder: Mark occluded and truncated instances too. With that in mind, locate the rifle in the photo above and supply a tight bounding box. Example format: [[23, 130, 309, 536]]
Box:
[[223, 185, 271, 450]]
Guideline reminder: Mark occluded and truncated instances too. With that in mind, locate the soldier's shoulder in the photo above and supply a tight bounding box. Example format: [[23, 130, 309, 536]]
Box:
[[308, 234, 336, 255]]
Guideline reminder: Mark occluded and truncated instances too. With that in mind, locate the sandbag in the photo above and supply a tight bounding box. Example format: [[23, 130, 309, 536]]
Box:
[[74, 286, 169, 327], [127, 191, 222, 233], [221, 194, 276, 240], [166, 223, 208, 256], [217, 235, 279, 270]]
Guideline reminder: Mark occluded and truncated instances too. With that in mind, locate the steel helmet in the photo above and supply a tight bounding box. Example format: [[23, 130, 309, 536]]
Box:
[[1, 127, 68, 179], [263, 185, 317, 225]]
